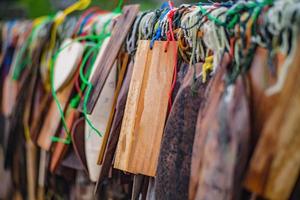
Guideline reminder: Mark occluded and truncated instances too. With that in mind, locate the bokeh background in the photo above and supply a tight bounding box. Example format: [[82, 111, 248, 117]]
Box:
[[0, 0, 201, 19]]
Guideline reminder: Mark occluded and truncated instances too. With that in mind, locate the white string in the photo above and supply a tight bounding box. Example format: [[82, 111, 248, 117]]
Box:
[[265, 0, 300, 95], [202, 7, 228, 73], [139, 11, 157, 40], [126, 12, 144, 54]]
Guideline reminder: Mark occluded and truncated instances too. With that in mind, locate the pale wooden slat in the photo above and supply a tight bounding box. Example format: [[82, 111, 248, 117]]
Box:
[[97, 53, 129, 164], [114, 41, 177, 176], [114, 40, 151, 173]]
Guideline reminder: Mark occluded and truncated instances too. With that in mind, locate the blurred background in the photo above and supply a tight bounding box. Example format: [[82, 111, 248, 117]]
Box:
[[0, 0, 201, 19]]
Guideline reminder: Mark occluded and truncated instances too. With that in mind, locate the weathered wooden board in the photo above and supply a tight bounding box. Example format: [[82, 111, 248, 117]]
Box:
[[244, 40, 300, 200], [80, 5, 139, 114], [114, 40, 151, 173], [114, 40, 177, 176]]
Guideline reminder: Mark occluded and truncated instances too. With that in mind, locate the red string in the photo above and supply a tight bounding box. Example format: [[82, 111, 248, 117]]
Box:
[[165, 1, 177, 112], [73, 7, 99, 36], [168, 10, 176, 41], [81, 10, 110, 35], [72, 7, 108, 37], [229, 38, 235, 60]]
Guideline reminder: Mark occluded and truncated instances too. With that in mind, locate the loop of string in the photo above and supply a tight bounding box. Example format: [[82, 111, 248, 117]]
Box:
[[14, 0, 299, 144], [150, 5, 171, 49], [138, 11, 158, 40], [50, 0, 124, 144], [50, 19, 112, 144], [126, 13, 145, 55], [165, 1, 177, 111]]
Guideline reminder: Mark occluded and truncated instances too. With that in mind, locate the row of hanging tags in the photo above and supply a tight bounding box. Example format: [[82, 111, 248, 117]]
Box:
[[118, 1, 300, 200], [0, 0, 300, 199], [0, 0, 131, 199]]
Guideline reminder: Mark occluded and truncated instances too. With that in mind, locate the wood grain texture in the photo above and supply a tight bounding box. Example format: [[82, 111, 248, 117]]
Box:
[[114, 40, 177, 176], [244, 40, 300, 200], [26, 140, 37, 200], [97, 53, 129, 164], [114, 40, 151, 173], [81, 5, 139, 114]]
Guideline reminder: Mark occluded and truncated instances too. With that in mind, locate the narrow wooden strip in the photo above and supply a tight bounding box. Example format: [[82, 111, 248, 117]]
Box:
[[37, 150, 46, 200], [97, 53, 129, 164], [85, 61, 116, 182], [244, 40, 300, 199], [26, 140, 37, 200], [30, 94, 52, 143], [130, 41, 177, 176], [95, 60, 134, 194], [114, 40, 151, 172], [80, 5, 139, 114], [114, 41, 177, 176]]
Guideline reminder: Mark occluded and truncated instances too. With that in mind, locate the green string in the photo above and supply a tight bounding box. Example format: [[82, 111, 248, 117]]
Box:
[[79, 20, 112, 137], [69, 20, 112, 108], [50, 18, 112, 144], [79, 44, 103, 136], [49, 39, 98, 144], [198, 5, 225, 27], [49, 38, 102, 144], [12, 17, 53, 80], [49, 0, 125, 144], [197, 0, 273, 29], [113, 0, 124, 14]]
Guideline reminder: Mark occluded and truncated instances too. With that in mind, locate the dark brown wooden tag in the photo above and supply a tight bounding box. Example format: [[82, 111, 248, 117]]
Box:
[[78, 5, 139, 114]]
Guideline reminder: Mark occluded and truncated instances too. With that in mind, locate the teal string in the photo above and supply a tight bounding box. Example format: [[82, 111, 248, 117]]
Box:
[[197, 0, 274, 29]]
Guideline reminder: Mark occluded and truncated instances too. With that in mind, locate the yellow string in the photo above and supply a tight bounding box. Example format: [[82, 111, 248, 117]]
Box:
[[45, 0, 91, 90], [24, 124, 31, 142], [202, 55, 213, 83]]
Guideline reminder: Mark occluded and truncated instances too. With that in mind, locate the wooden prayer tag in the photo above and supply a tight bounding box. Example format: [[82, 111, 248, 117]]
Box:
[[80, 4, 139, 114], [244, 39, 300, 200], [114, 40, 178, 176], [53, 38, 84, 92], [85, 60, 116, 182]]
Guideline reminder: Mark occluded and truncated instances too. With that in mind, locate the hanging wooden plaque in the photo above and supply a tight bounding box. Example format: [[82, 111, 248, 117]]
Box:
[[114, 40, 178, 176], [244, 40, 300, 200]]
